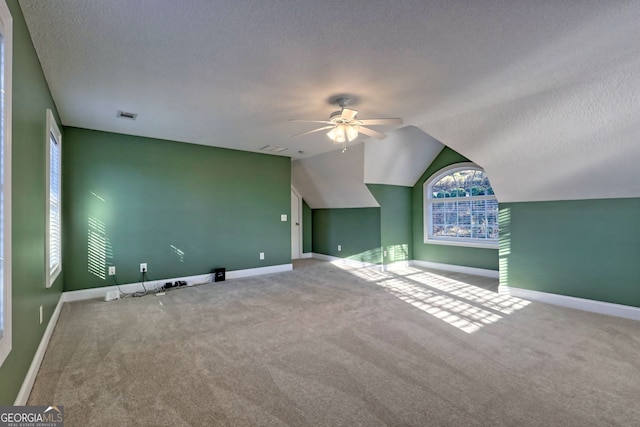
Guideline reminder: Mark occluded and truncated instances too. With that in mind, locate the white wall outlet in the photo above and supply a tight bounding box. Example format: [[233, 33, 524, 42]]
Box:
[[383, 250, 387, 257], [140, 263, 147, 272], [108, 266, 116, 276], [281, 214, 287, 222], [338, 245, 342, 252], [39, 305, 43, 325], [259, 252, 265, 260]]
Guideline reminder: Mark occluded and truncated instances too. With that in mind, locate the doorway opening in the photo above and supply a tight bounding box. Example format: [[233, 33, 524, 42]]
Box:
[[291, 187, 302, 259]]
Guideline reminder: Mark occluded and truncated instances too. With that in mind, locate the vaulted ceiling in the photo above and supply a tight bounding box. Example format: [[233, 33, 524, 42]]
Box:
[[19, 0, 640, 203]]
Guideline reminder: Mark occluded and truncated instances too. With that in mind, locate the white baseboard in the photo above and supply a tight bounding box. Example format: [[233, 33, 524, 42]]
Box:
[[14, 295, 64, 405], [311, 253, 381, 269], [311, 253, 340, 262], [63, 273, 206, 302], [410, 260, 499, 278], [500, 285, 640, 321], [226, 263, 292, 279], [301, 253, 313, 259], [310, 254, 499, 277], [63, 263, 293, 303], [382, 260, 410, 271]]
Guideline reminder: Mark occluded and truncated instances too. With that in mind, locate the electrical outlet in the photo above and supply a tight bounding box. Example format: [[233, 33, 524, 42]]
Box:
[[140, 263, 147, 273], [108, 266, 116, 276], [39, 305, 43, 325], [338, 245, 342, 252], [259, 252, 265, 260], [281, 214, 287, 222]]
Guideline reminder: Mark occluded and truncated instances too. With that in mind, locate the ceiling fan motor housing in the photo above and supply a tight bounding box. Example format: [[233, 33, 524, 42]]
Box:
[[329, 110, 343, 120], [330, 110, 359, 125], [336, 97, 350, 108]]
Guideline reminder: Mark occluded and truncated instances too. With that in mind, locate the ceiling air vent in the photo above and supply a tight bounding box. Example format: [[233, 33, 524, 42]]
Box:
[[117, 110, 138, 120], [260, 145, 288, 153]]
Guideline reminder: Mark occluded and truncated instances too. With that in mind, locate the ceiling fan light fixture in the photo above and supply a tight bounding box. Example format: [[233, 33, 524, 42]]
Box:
[[327, 124, 358, 144], [327, 127, 337, 141], [290, 97, 402, 152], [346, 125, 359, 141], [327, 126, 343, 143]]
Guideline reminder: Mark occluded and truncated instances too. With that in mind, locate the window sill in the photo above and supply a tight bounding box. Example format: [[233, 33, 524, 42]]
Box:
[[424, 238, 498, 250]]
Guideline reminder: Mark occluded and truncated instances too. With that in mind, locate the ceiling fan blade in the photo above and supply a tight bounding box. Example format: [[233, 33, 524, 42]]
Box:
[[358, 126, 388, 140], [288, 119, 332, 124], [358, 118, 403, 126], [292, 125, 335, 137], [341, 108, 358, 120]]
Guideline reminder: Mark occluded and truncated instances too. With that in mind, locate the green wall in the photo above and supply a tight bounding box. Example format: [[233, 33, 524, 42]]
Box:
[[312, 208, 381, 264], [302, 199, 312, 253], [412, 147, 499, 270], [0, 0, 64, 405], [367, 184, 412, 263], [63, 127, 291, 291], [500, 199, 640, 307]]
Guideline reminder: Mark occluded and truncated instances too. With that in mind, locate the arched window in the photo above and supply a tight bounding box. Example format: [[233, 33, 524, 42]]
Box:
[[424, 163, 498, 248]]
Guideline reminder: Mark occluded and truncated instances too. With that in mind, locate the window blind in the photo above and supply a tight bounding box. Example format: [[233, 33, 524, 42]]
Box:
[[49, 132, 61, 274]]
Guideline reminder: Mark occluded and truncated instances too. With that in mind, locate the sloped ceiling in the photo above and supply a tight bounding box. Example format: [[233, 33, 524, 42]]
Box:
[[19, 0, 640, 203], [293, 126, 443, 208], [364, 126, 444, 187], [292, 143, 378, 209]]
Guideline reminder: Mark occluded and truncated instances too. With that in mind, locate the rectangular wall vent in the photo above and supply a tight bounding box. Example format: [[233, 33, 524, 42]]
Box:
[[260, 145, 288, 153], [117, 110, 138, 120]]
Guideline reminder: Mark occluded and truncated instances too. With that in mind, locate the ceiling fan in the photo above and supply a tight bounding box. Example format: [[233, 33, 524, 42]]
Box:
[[290, 98, 403, 151]]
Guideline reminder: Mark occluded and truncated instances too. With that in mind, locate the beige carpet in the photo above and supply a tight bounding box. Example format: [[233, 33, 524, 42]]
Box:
[[28, 260, 640, 426]]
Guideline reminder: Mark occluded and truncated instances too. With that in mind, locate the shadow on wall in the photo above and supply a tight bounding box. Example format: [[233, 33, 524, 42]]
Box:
[[88, 191, 112, 280], [344, 247, 382, 265], [87, 190, 189, 282], [498, 206, 511, 287], [383, 244, 409, 264], [88, 215, 111, 280]]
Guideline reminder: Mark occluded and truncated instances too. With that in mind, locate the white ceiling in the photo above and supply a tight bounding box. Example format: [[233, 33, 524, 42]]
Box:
[[364, 126, 444, 187], [292, 143, 377, 209], [19, 0, 640, 203], [292, 126, 444, 209]]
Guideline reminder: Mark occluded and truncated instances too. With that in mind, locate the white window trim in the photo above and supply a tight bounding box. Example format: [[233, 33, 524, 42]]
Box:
[[424, 162, 498, 250], [0, 0, 13, 367], [45, 109, 61, 288]]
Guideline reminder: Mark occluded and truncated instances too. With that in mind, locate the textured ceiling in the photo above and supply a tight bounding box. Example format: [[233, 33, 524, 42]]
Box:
[[19, 0, 640, 202]]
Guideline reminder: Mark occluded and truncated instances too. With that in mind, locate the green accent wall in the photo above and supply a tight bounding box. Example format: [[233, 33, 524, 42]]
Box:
[[312, 208, 381, 264], [63, 127, 291, 291], [367, 184, 412, 263], [0, 0, 64, 405], [412, 147, 499, 270], [500, 199, 640, 307], [302, 199, 312, 253]]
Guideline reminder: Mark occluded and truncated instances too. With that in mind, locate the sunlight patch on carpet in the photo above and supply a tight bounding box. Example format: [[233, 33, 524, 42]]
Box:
[[336, 264, 530, 333]]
